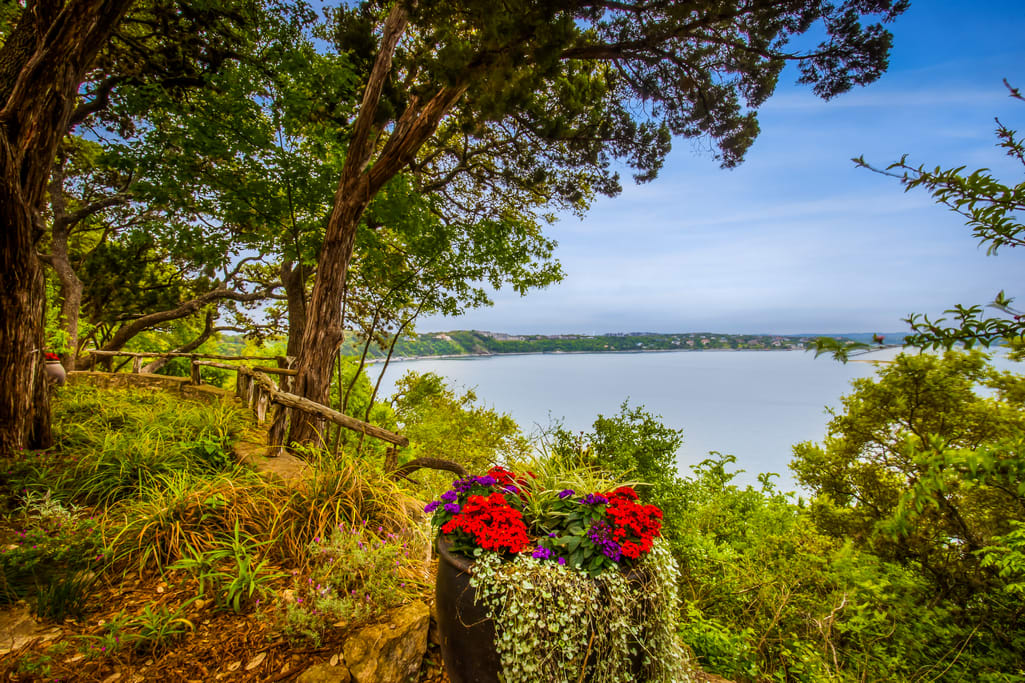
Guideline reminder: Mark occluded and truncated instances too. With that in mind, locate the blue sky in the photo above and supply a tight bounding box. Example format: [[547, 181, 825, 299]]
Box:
[[418, 1, 1025, 336]]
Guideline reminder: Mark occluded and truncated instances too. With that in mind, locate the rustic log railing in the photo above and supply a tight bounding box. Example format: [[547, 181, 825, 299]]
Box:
[[86, 349, 289, 374], [189, 361, 408, 452], [79, 349, 465, 477]]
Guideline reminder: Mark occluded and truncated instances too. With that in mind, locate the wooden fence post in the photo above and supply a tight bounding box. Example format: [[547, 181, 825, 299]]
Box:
[[190, 358, 201, 385], [256, 387, 269, 423], [132, 356, 142, 374]]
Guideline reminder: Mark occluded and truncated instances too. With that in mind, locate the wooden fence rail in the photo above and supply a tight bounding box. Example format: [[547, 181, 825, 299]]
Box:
[[81, 349, 423, 466], [86, 350, 288, 373], [191, 361, 408, 451]]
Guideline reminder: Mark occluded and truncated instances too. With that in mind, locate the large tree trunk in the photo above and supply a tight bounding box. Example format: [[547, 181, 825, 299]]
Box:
[[0, 187, 50, 453], [287, 0, 468, 446], [0, 0, 134, 457], [280, 259, 308, 359]]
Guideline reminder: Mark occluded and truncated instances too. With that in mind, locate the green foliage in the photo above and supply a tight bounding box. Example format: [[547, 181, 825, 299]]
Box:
[[979, 521, 1025, 596], [391, 371, 530, 492], [45, 384, 246, 504], [171, 522, 282, 613], [791, 351, 1025, 678], [130, 602, 196, 654], [545, 397, 1025, 680], [77, 604, 194, 657], [542, 402, 689, 558], [792, 351, 1025, 597], [468, 539, 691, 683], [540, 497, 620, 577], [281, 522, 423, 644], [0, 493, 104, 605]]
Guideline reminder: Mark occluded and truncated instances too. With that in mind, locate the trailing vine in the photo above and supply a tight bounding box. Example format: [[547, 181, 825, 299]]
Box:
[[468, 538, 692, 682]]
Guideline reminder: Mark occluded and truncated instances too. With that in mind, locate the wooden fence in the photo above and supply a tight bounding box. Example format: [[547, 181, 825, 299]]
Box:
[[82, 350, 409, 456]]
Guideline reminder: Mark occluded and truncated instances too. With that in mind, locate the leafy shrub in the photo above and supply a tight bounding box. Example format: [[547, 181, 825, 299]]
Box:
[[281, 521, 425, 644], [0, 493, 104, 605]]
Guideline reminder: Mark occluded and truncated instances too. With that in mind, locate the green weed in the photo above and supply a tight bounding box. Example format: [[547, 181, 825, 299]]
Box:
[[35, 570, 95, 621]]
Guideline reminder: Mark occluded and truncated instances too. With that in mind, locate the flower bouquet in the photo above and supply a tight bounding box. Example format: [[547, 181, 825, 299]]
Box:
[[427, 466, 664, 575], [427, 466, 690, 683]]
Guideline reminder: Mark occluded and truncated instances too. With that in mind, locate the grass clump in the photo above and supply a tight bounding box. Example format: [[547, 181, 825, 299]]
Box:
[[52, 384, 247, 504]]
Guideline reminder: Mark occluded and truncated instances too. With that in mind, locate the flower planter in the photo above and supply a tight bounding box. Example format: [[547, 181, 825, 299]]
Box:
[[435, 537, 501, 683], [430, 469, 680, 682], [435, 536, 648, 683]]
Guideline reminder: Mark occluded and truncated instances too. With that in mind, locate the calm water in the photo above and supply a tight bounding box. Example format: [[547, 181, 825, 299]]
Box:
[[371, 348, 918, 491]]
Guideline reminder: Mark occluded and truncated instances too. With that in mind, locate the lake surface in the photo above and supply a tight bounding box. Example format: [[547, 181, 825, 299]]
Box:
[[370, 348, 954, 492]]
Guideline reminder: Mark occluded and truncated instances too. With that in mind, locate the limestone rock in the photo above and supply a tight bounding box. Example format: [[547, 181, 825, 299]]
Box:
[[0, 603, 62, 656], [342, 600, 430, 683], [427, 603, 442, 647], [297, 662, 351, 683]]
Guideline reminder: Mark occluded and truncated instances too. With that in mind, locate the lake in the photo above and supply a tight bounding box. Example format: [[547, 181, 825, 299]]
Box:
[[371, 348, 926, 492]]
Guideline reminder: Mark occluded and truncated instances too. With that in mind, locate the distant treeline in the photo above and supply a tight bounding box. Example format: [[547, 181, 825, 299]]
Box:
[[335, 330, 855, 359]]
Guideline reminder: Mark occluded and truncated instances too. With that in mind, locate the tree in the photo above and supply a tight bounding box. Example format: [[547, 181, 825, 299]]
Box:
[[1, 0, 135, 455], [792, 351, 1025, 604], [1, 0, 266, 453], [857, 80, 1025, 350], [290, 0, 909, 445]]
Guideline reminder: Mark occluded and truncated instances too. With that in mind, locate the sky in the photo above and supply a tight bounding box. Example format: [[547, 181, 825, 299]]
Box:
[[417, 1, 1025, 336]]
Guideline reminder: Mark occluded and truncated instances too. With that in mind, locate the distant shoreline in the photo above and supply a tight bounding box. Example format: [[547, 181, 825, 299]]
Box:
[[366, 346, 805, 364]]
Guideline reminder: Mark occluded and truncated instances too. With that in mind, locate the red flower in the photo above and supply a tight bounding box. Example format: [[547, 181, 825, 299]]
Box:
[[620, 541, 643, 560], [608, 486, 639, 502], [44, 352, 60, 361], [487, 466, 534, 498], [442, 492, 529, 554], [600, 488, 663, 562]]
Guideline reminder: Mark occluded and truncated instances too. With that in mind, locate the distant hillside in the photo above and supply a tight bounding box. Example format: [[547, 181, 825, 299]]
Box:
[[338, 330, 871, 359]]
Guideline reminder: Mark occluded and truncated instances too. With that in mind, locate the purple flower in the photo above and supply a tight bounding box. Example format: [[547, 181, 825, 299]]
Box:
[[444, 502, 461, 514], [452, 474, 499, 493], [531, 546, 554, 560], [558, 557, 566, 566], [587, 520, 622, 561], [580, 493, 609, 506], [440, 490, 459, 503], [424, 501, 441, 513], [558, 489, 575, 499]]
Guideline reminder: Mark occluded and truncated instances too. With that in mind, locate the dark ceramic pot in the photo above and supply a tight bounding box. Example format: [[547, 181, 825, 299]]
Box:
[[435, 538, 501, 683], [435, 537, 647, 683]]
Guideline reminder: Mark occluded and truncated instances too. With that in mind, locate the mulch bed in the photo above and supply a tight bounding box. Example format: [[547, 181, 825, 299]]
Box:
[[0, 568, 450, 682]]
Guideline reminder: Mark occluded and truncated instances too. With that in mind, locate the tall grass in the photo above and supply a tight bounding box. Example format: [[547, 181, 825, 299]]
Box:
[[45, 384, 248, 504]]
